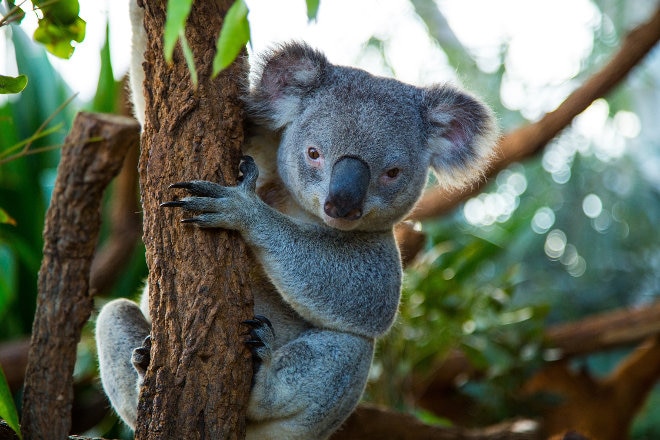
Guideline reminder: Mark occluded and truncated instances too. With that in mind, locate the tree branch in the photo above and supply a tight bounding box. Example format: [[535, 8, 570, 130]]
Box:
[[331, 404, 542, 440], [20, 112, 139, 440], [410, 5, 660, 221]]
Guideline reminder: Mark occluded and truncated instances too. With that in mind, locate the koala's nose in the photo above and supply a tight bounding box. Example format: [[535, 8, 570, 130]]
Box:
[[324, 156, 370, 220]]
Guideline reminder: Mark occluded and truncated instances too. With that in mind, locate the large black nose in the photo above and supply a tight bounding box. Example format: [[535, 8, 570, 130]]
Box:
[[324, 156, 370, 220]]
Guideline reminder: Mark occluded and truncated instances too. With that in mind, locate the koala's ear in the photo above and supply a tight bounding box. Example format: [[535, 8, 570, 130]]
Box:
[[246, 42, 329, 129], [422, 85, 499, 188]]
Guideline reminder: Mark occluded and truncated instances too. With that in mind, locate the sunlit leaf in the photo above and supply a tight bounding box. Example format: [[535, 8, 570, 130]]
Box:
[[212, 0, 249, 76], [306, 0, 320, 21], [0, 74, 27, 94], [0, 366, 21, 439], [179, 32, 198, 87], [33, 16, 86, 59], [164, 0, 193, 63], [33, 0, 80, 25]]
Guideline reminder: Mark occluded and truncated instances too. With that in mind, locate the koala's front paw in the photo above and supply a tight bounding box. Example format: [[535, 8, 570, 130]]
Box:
[[131, 335, 152, 380], [161, 156, 259, 230], [243, 315, 274, 374]]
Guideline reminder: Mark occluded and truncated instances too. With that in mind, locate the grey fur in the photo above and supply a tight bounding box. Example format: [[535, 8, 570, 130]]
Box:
[[95, 4, 498, 438]]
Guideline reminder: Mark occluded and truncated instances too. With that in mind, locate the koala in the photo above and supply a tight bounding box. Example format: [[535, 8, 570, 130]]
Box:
[[95, 2, 498, 439]]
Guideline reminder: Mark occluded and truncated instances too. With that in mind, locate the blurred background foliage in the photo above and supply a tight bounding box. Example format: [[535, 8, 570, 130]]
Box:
[[0, 0, 659, 438]]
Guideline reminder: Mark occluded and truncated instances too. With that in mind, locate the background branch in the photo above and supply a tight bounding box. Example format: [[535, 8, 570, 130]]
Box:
[[410, 6, 660, 222], [20, 113, 139, 439]]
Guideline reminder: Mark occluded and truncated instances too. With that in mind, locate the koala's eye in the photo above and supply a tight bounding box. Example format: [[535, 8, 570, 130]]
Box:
[[307, 147, 320, 160], [385, 168, 400, 179]]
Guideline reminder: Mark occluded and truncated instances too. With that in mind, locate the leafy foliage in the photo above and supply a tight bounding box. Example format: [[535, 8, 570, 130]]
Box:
[[0, 74, 27, 94], [0, 366, 21, 439], [31, 0, 86, 59], [213, 0, 249, 75]]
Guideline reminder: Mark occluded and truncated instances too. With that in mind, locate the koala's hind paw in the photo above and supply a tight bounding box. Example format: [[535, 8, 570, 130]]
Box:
[[243, 315, 274, 371], [131, 335, 152, 379]]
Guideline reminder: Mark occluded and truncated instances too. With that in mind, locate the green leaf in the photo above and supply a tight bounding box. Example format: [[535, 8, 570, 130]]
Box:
[[92, 22, 117, 113], [0, 74, 27, 94], [33, 0, 80, 25], [179, 31, 198, 87], [163, 0, 194, 63], [33, 16, 86, 59], [0, 366, 22, 439], [306, 0, 320, 21], [212, 0, 250, 76], [0, 208, 16, 226]]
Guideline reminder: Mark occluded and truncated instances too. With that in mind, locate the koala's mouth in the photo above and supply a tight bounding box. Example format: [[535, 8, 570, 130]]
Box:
[[321, 213, 362, 231]]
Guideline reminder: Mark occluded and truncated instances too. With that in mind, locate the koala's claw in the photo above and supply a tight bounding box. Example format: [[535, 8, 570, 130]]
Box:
[[167, 180, 226, 198], [238, 155, 258, 192], [131, 335, 152, 378], [243, 315, 274, 371]]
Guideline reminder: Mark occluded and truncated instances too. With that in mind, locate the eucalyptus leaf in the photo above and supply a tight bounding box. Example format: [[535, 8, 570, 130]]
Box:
[[0, 74, 27, 94], [212, 0, 249, 76], [33, 16, 86, 59], [179, 31, 198, 87], [0, 367, 21, 439], [306, 0, 320, 21], [163, 0, 193, 63]]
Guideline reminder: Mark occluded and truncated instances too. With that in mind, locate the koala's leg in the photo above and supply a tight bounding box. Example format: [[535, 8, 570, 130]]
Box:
[[246, 327, 374, 440], [96, 298, 150, 430]]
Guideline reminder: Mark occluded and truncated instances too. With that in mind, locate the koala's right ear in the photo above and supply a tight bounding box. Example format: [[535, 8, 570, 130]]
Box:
[[246, 42, 329, 129]]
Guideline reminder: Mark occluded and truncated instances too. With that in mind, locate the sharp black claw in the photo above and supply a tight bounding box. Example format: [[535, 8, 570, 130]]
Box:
[[242, 315, 273, 330], [181, 218, 197, 224], [160, 200, 185, 208], [169, 182, 192, 189], [245, 339, 265, 348]]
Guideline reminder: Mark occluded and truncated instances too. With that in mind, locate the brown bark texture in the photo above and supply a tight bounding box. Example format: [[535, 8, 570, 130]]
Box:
[[523, 336, 660, 440], [20, 112, 139, 440], [410, 5, 660, 221], [134, 0, 253, 439]]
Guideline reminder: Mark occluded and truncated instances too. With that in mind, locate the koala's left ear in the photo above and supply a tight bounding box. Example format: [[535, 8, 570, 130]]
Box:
[[421, 85, 499, 188]]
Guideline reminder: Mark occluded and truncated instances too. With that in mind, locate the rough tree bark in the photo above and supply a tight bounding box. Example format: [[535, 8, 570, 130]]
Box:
[[20, 113, 139, 440], [134, 0, 253, 438]]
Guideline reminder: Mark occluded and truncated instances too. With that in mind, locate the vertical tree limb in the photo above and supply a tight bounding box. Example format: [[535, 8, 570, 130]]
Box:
[[134, 0, 253, 438], [21, 113, 139, 440]]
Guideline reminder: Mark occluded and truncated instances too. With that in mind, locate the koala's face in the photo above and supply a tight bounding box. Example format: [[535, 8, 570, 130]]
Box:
[[247, 43, 498, 232], [277, 78, 430, 231]]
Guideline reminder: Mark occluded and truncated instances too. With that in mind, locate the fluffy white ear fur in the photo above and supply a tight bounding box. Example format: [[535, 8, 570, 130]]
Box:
[[246, 42, 328, 129], [422, 85, 499, 189]]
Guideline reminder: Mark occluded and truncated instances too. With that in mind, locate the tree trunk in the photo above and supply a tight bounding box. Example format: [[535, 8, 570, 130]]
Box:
[[134, 0, 253, 439]]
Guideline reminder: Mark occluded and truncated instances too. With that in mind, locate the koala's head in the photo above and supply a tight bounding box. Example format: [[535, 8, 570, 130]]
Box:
[[246, 42, 498, 232]]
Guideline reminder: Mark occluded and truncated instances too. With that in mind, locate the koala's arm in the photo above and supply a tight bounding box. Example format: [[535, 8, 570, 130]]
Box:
[[247, 210, 402, 337], [163, 159, 401, 338]]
